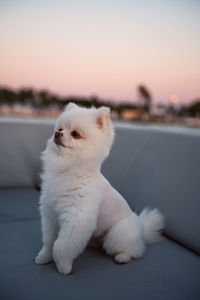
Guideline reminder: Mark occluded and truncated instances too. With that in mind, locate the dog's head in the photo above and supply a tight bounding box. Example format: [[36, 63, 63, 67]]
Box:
[[46, 103, 114, 167]]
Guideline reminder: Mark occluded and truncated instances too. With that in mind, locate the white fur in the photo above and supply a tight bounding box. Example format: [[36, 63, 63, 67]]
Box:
[[35, 103, 164, 274]]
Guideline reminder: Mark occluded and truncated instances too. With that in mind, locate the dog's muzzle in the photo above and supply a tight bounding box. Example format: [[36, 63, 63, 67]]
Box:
[[54, 131, 65, 147]]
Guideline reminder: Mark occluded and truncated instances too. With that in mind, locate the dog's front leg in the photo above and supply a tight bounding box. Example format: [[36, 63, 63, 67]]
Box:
[[35, 202, 58, 264], [53, 202, 98, 275]]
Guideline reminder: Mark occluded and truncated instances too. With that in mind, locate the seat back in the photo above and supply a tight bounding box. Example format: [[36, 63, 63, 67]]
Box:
[[0, 118, 53, 188], [103, 124, 200, 254]]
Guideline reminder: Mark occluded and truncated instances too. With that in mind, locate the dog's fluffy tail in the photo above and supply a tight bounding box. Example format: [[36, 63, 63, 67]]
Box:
[[139, 208, 164, 243]]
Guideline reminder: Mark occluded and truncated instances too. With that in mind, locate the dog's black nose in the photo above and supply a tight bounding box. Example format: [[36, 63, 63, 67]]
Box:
[[55, 131, 63, 138]]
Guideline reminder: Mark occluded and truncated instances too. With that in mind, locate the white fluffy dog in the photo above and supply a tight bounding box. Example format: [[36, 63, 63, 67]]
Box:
[[35, 103, 164, 275]]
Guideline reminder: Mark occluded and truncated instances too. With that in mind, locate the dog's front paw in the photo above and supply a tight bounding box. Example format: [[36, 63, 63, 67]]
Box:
[[56, 261, 72, 275], [34, 248, 53, 265], [114, 252, 132, 264]]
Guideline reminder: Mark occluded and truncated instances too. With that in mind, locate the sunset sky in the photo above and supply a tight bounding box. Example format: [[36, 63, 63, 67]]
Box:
[[0, 0, 200, 104]]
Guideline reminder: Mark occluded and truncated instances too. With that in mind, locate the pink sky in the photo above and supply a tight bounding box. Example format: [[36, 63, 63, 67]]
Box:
[[0, 0, 200, 104]]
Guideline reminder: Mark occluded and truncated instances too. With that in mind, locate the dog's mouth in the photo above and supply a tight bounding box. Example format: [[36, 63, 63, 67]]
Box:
[[54, 136, 66, 148], [54, 137, 73, 150]]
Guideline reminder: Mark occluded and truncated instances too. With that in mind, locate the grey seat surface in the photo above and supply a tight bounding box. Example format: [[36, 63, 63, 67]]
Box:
[[0, 188, 39, 222], [0, 190, 200, 300]]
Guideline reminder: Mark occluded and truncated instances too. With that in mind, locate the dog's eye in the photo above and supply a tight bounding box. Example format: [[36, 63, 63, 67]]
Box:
[[71, 130, 81, 139]]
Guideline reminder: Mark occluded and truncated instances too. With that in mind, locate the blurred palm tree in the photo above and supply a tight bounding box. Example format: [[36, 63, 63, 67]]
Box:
[[137, 84, 152, 112]]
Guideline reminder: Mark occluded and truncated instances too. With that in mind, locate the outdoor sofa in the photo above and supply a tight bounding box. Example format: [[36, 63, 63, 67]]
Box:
[[0, 118, 200, 300]]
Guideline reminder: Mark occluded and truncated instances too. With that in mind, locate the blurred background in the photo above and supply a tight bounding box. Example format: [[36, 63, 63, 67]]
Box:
[[0, 0, 200, 126]]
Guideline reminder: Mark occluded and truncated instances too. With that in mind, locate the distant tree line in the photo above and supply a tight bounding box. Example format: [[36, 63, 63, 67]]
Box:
[[179, 100, 200, 118], [0, 86, 138, 113], [0, 85, 200, 118]]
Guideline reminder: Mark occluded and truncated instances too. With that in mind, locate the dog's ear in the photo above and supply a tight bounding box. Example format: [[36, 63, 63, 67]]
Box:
[[65, 102, 78, 112], [96, 106, 111, 133]]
